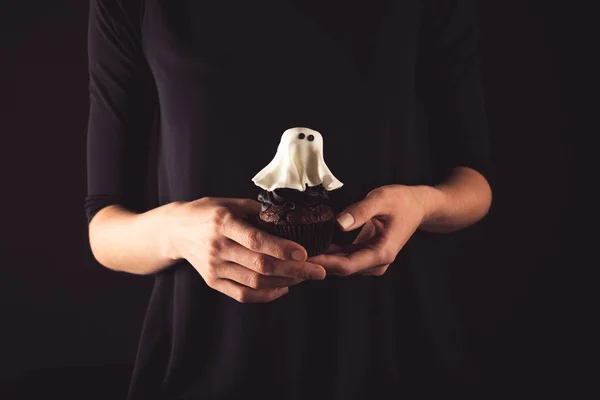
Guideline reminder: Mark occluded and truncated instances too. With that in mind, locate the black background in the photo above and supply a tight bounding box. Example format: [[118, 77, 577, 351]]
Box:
[[0, 1, 594, 399]]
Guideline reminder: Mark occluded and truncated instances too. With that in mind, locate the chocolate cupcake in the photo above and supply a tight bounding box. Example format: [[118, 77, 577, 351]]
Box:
[[256, 184, 336, 256], [252, 127, 343, 256]]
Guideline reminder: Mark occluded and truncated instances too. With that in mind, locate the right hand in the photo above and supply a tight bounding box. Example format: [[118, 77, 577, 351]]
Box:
[[167, 197, 326, 303]]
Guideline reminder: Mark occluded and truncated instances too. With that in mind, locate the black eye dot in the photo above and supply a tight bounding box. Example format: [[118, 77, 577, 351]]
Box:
[[298, 133, 305, 139], [307, 135, 315, 141]]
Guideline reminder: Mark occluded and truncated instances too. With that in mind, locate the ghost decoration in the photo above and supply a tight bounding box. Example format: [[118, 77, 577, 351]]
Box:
[[252, 127, 343, 192]]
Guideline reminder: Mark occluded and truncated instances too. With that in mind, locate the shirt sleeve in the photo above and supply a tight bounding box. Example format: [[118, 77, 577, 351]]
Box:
[[419, 0, 494, 187], [85, 0, 156, 224]]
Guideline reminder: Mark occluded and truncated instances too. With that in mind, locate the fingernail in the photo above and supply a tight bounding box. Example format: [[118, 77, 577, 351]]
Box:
[[309, 267, 326, 280], [291, 250, 306, 261], [337, 213, 354, 230]]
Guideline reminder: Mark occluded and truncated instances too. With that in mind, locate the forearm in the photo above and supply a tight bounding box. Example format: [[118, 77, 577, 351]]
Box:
[[88, 202, 183, 275], [415, 166, 492, 233]]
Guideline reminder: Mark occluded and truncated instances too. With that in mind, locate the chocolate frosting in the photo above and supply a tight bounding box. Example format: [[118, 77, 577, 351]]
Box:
[[258, 184, 331, 212]]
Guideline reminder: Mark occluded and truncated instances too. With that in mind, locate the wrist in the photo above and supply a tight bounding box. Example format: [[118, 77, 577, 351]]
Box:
[[409, 185, 448, 225], [159, 201, 188, 261]]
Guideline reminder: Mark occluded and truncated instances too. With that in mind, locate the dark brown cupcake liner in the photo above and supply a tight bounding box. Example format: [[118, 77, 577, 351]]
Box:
[[256, 218, 335, 257]]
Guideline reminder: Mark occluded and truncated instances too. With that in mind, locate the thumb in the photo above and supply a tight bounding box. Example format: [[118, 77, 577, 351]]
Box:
[[336, 194, 384, 232]]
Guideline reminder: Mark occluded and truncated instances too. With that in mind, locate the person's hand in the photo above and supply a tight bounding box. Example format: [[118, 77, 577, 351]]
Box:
[[308, 185, 428, 276], [167, 197, 326, 303]]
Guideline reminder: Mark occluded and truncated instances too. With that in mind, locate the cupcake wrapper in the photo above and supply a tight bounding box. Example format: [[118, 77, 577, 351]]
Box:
[[256, 218, 335, 257]]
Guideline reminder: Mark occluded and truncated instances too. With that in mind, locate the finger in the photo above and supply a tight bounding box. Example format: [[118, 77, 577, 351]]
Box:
[[307, 243, 361, 264], [336, 190, 388, 232], [212, 278, 290, 304], [345, 245, 395, 271], [307, 245, 347, 265], [353, 221, 376, 244], [304, 252, 361, 276], [222, 239, 326, 280], [216, 261, 303, 289], [309, 245, 393, 276], [221, 215, 308, 262]]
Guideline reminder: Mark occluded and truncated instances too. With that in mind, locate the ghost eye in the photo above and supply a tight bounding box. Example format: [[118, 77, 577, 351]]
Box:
[[298, 133, 305, 140], [307, 135, 315, 141]]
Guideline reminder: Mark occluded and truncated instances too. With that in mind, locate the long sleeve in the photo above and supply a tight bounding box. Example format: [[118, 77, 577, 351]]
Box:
[[85, 0, 157, 224], [418, 0, 493, 187]]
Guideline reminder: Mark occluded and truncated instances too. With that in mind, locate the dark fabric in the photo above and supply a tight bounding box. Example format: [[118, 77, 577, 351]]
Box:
[[1, 365, 132, 400], [85, 1, 492, 399]]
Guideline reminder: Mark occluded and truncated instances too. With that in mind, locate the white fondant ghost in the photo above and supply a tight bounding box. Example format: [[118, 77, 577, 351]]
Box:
[[252, 127, 343, 192]]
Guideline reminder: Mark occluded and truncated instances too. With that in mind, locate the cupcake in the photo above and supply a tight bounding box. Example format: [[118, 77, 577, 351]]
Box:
[[252, 127, 343, 257]]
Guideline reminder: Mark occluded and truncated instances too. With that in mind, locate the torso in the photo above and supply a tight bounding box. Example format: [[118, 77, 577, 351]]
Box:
[[127, 2, 458, 399]]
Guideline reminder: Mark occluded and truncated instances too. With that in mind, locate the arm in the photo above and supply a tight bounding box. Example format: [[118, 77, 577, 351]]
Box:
[[412, 166, 492, 233], [311, 166, 492, 275], [85, 0, 167, 275], [85, 2, 325, 299], [89, 203, 182, 275]]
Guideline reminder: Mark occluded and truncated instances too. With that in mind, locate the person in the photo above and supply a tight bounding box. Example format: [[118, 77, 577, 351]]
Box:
[[85, 0, 493, 399]]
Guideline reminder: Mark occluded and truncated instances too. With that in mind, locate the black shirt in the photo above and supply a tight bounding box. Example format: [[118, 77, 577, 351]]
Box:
[[85, 1, 492, 399]]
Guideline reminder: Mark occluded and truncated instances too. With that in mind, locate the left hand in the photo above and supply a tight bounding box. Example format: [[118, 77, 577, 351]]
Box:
[[308, 185, 428, 277]]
